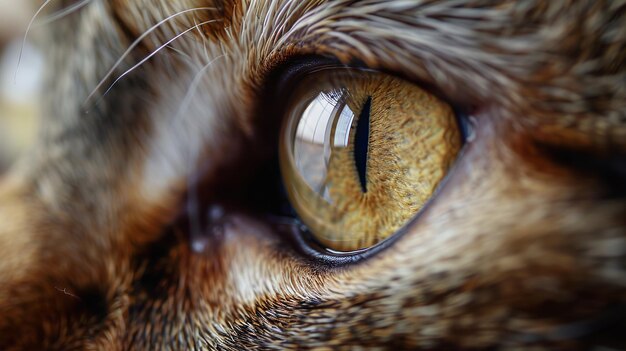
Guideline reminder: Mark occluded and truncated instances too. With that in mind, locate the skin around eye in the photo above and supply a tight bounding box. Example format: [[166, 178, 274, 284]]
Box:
[[279, 68, 461, 252]]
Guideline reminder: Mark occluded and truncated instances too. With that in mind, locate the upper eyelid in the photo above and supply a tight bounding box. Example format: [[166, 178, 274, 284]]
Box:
[[274, 63, 469, 260]]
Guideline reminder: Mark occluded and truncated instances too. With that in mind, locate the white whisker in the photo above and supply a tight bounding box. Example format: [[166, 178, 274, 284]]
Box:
[[186, 157, 202, 248], [92, 19, 219, 105], [15, 0, 56, 83], [85, 7, 216, 105], [172, 54, 227, 123], [192, 17, 212, 63], [178, 55, 227, 245], [34, 0, 93, 27], [165, 46, 196, 65]]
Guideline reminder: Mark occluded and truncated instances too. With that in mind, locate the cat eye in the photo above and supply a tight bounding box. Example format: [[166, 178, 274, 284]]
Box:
[[278, 67, 463, 253]]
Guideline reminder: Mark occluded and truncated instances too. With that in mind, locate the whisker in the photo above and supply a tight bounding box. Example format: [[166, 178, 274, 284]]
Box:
[[186, 159, 203, 249], [90, 19, 219, 107], [171, 54, 227, 124], [84, 7, 215, 105], [15, 0, 56, 83], [192, 17, 212, 63], [167, 57, 227, 233], [34, 0, 93, 27], [164, 46, 196, 65]]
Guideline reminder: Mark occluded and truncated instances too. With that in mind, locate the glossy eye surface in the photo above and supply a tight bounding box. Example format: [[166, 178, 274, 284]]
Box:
[[279, 68, 462, 252]]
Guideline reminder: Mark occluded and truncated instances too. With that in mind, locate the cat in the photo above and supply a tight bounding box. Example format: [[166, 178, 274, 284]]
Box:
[[0, 0, 624, 349]]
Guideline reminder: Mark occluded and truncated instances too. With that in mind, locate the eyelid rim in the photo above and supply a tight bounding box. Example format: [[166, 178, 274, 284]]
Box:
[[276, 140, 469, 268], [266, 56, 474, 267]]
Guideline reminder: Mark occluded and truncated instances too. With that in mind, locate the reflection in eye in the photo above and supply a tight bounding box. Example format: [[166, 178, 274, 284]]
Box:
[[280, 68, 462, 252], [293, 90, 366, 201]]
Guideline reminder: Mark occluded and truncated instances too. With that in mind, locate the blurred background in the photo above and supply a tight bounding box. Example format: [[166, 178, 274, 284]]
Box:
[[0, 0, 41, 175]]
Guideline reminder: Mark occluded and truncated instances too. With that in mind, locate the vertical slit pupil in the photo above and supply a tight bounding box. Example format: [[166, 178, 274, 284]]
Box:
[[354, 96, 371, 193]]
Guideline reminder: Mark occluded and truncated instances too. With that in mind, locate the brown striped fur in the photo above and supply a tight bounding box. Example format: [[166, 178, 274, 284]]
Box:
[[0, 0, 625, 349]]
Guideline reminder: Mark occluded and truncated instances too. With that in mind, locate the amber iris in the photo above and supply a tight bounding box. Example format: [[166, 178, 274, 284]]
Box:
[[279, 68, 461, 252]]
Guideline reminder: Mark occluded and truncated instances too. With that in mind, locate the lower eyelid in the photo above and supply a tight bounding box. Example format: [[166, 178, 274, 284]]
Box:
[[276, 65, 465, 255]]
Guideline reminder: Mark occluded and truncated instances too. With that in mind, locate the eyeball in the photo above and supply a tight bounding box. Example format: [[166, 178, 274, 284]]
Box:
[[279, 68, 462, 252]]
